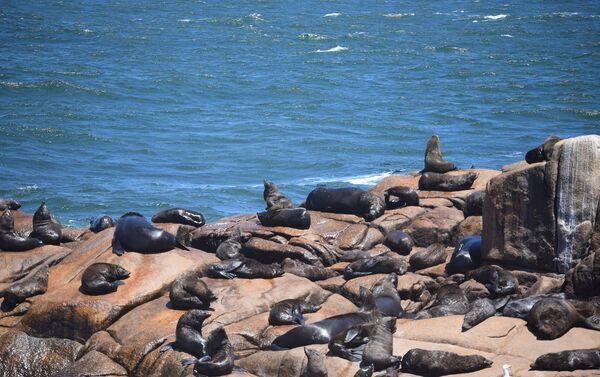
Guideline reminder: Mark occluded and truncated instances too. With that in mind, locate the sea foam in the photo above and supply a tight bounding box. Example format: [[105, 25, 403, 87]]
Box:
[[314, 45, 348, 53]]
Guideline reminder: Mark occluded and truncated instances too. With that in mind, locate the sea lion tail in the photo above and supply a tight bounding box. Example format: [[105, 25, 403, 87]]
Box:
[[176, 226, 192, 251]]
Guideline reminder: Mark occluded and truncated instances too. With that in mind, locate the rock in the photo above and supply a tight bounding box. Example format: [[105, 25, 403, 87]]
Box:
[[564, 250, 600, 298], [49, 350, 128, 377], [459, 279, 490, 301], [405, 206, 464, 247], [527, 275, 564, 296], [396, 273, 437, 301], [452, 216, 482, 244], [371, 207, 427, 235], [0, 246, 71, 292], [419, 198, 453, 208], [409, 244, 447, 271]]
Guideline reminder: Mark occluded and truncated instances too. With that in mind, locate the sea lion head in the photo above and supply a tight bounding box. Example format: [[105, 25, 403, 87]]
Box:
[[34, 202, 51, 221], [0, 209, 14, 231], [360, 192, 385, 221], [181, 309, 213, 329], [111, 265, 131, 280]]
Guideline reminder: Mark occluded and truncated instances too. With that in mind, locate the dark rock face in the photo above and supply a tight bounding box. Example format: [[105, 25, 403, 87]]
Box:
[[409, 244, 447, 270], [563, 250, 600, 298]]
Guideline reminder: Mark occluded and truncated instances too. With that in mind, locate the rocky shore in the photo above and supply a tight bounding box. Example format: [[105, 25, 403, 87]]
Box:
[[0, 135, 599, 377]]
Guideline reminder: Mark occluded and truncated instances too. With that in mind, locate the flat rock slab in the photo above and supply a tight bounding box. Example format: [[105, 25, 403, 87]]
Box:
[[49, 350, 128, 377], [0, 246, 71, 290], [405, 206, 464, 247]]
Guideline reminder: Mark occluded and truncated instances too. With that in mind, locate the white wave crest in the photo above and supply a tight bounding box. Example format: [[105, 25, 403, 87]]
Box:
[[383, 13, 415, 18], [501, 34, 514, 38], [324, 12, 341, 18], [299, 171, 401, 186], [17, 184, 40, 192], [178, 19, 192, 23], [314, 45, 348, 53], [484, 14, 508, 20]]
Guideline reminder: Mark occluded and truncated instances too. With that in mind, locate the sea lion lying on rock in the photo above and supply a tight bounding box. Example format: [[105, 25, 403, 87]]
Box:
[[29, 202, 62, 245], [282, 258, 338, 281], [343, 255, 407, 280], [0, 209, 43, 251], [463, 191, 485, 217], [423, 134, 457, 173], [418, 172, 478, 192], [0, 199, 21, 211], [215, 228, 243, 260], [462, 298, 496, 331], [89, 215, 115, 233], [415, 284, 469, 319], [527, 298, 600, 340], [525, 135, 562, 164], [409, 244, 447, 271], [468, 265, 518, 298], [354, 365, 374, 377], [80, 263, 130, 295], [207, 257, 283, 279], [263, 180, 293, 210], [531, 348, 600, 371], [269, 299, 321, 325], [169, 273, 216, 310], [151, 208, 205, 228], [401, 348, 492, 376], [1, 265, 49, 311], [302, 348, 328, 377], [371, 273, 404, 318], [305, 187, 385, 221], [445, 235, 482, 274], [329, 322, 375, 362], [383, 186, 419, 209], [257, 208, 311, 229], [383, 230, 413, 255], [502, 293, 567, 319]]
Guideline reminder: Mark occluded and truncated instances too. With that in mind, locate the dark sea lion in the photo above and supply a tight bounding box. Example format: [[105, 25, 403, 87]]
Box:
[[190, 326, 235, 376], [469, 265, 518, 298], [371, 273, 403, 318], [527, 298, 600, 340], [169, 273, 216, 310], [373, 367, 400, 377], [301, 348, 328, 377], [423, 134, 457, 173], [361, 317, 400, 371], [340, 249, 375, 262], [463, 191, 485, 217], [269, 299, 321, 325], [409, 243, 447, 271], [416, 284, 469, 319], [401, 348, 492, 376], [0, 199, 21, 211], [383, 230, 413, 255], [531, 348, 600, 371], [343, 255, 407, 280], [1, 265, 49, 311], [445, 235, 482, 275], [264, 180, 293, 210], [462, 298, 496, 331], [161, 309, 212, 358], [329, 322, 375, 361], [89, 215, 115, 233], [29, 202, 62, 245], [215, 228, 243, 260], [502, 293, 566, 319], [564, 250, 600, 298], [257, 207, 311, 229], [112, 212, 190, 255], [525, 135, 562, 164], [383, 186, 419, 209], [305, 187, 385, 221], [151, 208, 205, 228], [418, 172, 478, 192], [207, 257, 283, 279], [282, 258, 338, 281], [80, 263, 130, 295], [0, 209, 43, 251], [354, 365, 374, 377]]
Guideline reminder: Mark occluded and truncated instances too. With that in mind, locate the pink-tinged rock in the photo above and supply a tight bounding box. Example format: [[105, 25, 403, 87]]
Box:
[[49, 350, 128, 377], [405, 206, 464, 247], [396, 272, 437, 300], [371, 206, 427, 234], [452, 216, 483, 244], [420, 198, 454, 208]]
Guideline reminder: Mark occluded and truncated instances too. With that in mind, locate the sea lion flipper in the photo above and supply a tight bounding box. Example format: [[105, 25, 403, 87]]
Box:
[[175, 226, 191, 251], [181, 358, 197, 366], [344, 327, 360, 343], [160, 342, 175, 353], [112, 238, 125, 256], [583, 315, 600, 331]]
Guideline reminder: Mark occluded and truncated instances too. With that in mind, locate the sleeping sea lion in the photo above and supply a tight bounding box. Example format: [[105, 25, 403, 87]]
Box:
[[462, 298, 496, 331], [401, 348, 492, 375], [257, 208, 311, 229], [89, 215, 115, 233], [329, 322, 375, 362], [302, 348, 328, 377], [305, 187, 385, 221], [383, 186, 419, 209], [418, 172, 478, 192], [215, 228, 243, 260], [344, 255, 407, 280], [361, 317, 400, 371], [282, 258, 338, 281], [468, 265, 518, 298], [169, 273, 216, 310], [207, 258, 283, 279], [527, 298, 600, 340], [371, 273, 404, 318], [80, 263, 130, 295], [1, 265, 49, 311], [188, 327, 235, 376], [269, 299, 321, 325], [151, 208, 205, 228], [531, 348, 600, 371], [445, 235, 482, 274]]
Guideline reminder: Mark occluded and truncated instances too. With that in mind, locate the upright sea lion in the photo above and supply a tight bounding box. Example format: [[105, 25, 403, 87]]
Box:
[[162, 309, 212, 358], [463, 191, 485, 217], [151, 208, 205, 228], [371, 273, 404, 318], [282, 258, 337, 281], [257, 208, 311, 229], [361, 317, 400, 371], [1, 265, 49, 311], [343, 255, 407, 280], [29, 202, 62, 245], [462, 298, 496, 331], [207, 258, 283, 279], [89, 215, 115, 233], [0, 209, 43, 251], [531, 348, 600, 371], [527, 298, 600, 340], [468, 265, 518, 298], [112, 212, 190, 255], [418, 172, 478, 192], [525, 135, 562, 164], [305, 187, 385, 221], [190, 326, 235, 376], [80, 263, 130, 295], [0, 199, 21, 211], [329, 322, 375, 361], [409, 243, 447, 271], [383, 231, 413, 255], [169, 273, 216, 310], [269, 299, 321, 325], [383, 186, 419, 209], [401, 348, 492, 376], [423, 134, 457, 173], [215, 228, 243, 260], [302, 348, 328, 377], [445, 236, 482, 275], [263, 180, 293, 210]]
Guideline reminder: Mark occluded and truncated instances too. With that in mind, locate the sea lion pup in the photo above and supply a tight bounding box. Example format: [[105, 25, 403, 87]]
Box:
[[415, 284, 469, 319], [361, 317, 400, 371], [1, 265, 49, 311], [527, 298, 600, 340], [269, 299, 321, 325], [371, 273, 404, 318], [257, 208, 311, 229], [111, 212, 190, 255], [409, 244, 447, 271], [354, 365, 374, 377], [207, 257, 283, 279], [151, 207, 205, 228], [423, 134, 457, 173], [263, 180, 293, 210], [215, 228, 243, 260], [531, 348, 600, 371], [80, 263, 130, 295], [161, 309, 212, 358], [0, 209, 43, 251], [468, 265, 518, 298], [502, 293, 567, 319], [463, 191, 485, 217], [0, 199, 21, 211], [525, 135, 562, 164], [383, 186, 419, 209], [445, 235, 482, 275], [401, 348, 492, 376], [302, 348, 328, 377], [343, 255, 407, 280], [29, 202, 62, 245], [169, 272, 216, 310], [89, 215, 115, 233], [184, 326, 235, 376], [383, 230, 413, 255], [418, 172, 478, 192], [282, 258, 338, 281], [329, 322, 375, 361], [462, 298, 496, 331], [305, 187, 385, 221]]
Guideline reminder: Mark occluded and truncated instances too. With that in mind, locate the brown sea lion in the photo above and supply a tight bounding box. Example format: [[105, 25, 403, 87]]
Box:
[[215, 228, 243, 260], [468, 265, 518, 298], [89, 215, 115, 233], [329, 322, 375, 362], [525, 135, 562, 164], [462, 298, 496, 331], [0, 209, 43, 251], [264, 180, 293, 210], [371, 273, 404, 318], [354, 365, 374, 377], [415, 284, 469, 319], [169, 273, 216, 310], [383, 186, 419, 209], [80, 263, 130, 295], [207, 258, 283, 279], [527, 298, 600, 340], [423, 134, 457, 173], [161, 309, 211, 358], [151, 208, 205, 228], [189, 327, 235, 376], [257, 208, 311, 229], [0, 199, 21, 211], [302, 348, 328, 377], [305, 187, 385, 221], [531, 348, 600, 371], [343, 255, 407, 280], [361, 317, 400, 371], [463, 191, 485, 217], [29, 202, 62, 245], [401, 348, 492, 375], [409, 243, 447, 271], [269, 299, 321, 325], [1, 265, 49, 311], [418, 172, 478, 192], [282, 258, 338, 281], [383, 230, 413, 255]]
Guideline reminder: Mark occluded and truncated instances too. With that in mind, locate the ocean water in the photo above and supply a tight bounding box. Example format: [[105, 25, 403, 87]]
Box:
[[1, 1, 599, 227]]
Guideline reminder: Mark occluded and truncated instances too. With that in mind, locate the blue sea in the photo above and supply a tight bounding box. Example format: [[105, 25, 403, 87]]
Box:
[[1, 1, 599, 227]]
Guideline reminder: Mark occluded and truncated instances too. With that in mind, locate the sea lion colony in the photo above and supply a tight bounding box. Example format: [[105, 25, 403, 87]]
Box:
[[0, 134, 598, 376]]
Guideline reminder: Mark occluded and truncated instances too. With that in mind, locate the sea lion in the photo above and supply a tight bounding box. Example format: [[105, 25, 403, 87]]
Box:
[[383, 231, 413, 255], [329, 322, 375, 361], [340, 249, 381, 262], [257, 208, 311, 229], [463, 191, 485, 217], [269, 299, 321, 326], [383, 186, 419, 209], [189, 326, 235, 376], [423, 134, 457, 173], [151, 208, 205, 228], [409, 243, 447, 271], [0, 209, 43, 251], [371, 273, 404, 318], [0, 199, 21, 211], [563, 250, 600, 298], [302, 348, 328, 377], [112, 212, 190, 255], [401, 348, 492, 376], [354, 365, 374, 377], [207, 258, 283, 279], [531, 348, 600, 371], [418, 172, 478, 192], [1, 265, 49, 311], [525, 135, 562, 164], [468, 265, 518, 298], [305, 187, 385, 221], [361, 317, 400, 371], [161, 309, 212, 358], [89, 215, 115, 233], [215, 228, 243, 260], [445, 236, 482, 275], [264, 180, 293, 210], [415, 284, 469, 319], [80, 263, 130, 295], [527, 298, 600, 340], [462, 298, 496, 331], [29, 202, 62, 245], [343, 255, 407, 280], [282, 258, 338, 281], [502, 293, 567, 319], [169, 272, 216, 310]]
